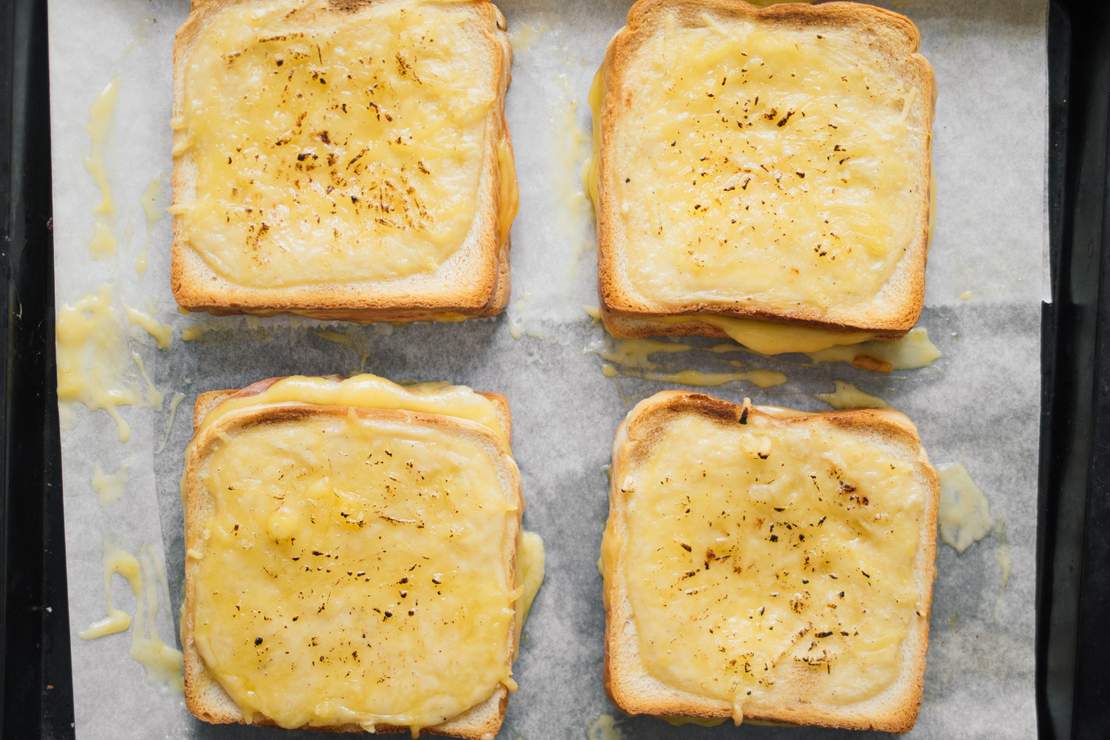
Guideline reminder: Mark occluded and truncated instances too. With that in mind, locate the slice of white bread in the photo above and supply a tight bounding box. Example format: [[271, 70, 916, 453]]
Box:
[[171, 0, 516, 321], [182, 376, 522, 737], [601, 391, 938, 732], [592, 0, 934, 339]]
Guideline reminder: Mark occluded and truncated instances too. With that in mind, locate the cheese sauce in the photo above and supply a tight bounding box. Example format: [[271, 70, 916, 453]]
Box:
[[661, 315, 874, 356], [601, 338, 692, 370], [601, 11, 928, 314], [516, 531, 545, 642], [78, 540, 185, 692], [86, 79, 117, 216], [190, 414, 517, 731], [601, 313, 939, 366], [175, 0, 508, 288], [817, 381, 889, 409], [642, 368, 785, 388], [125, 307, 174, 349], [807, 327, 941, 371], [600, 363, 786, 389], [197, 374, 507, 443], [597, 338, 787, 388], [188, 374, 539, 731], [156, 392, 187, 454], [611, 411, 930, 713], [937, 463, 992, 553], [56, 285, 139, 442], [80, 543, 141, 640]]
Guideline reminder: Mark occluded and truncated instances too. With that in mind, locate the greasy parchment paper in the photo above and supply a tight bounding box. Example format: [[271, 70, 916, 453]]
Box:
[[47, 0, 1046, 737]]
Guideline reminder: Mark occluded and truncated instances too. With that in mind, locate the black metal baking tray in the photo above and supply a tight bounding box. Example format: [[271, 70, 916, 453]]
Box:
[[0, 0, 1106, 736], [1038, 2, 1110, 739], [0, 0, 73, 737]]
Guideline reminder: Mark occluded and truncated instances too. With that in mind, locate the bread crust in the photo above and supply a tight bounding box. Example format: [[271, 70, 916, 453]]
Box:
[[602, 391, 939, 732], [171, 0, 515, 322], [182, 377, 521, 738], [594, 0, 935, 335]]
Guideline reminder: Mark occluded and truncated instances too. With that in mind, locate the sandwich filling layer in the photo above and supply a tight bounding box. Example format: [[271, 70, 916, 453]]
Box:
[[655, 314, 873, 355], [610, 411, 928, 714], [188, 375, 522, 731], [196, 374, 509, 444], [175, 0, 503, 289], [599, 9, 927, 314]]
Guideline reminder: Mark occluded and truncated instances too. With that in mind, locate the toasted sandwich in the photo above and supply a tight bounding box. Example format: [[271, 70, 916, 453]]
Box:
[[589, 0, 934, 354], [172, 0, 516, 321], [601, 390, 938, 731], [182, 374, 541, 736]]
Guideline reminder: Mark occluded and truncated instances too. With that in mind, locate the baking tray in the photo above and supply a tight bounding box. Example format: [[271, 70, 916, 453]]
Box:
[[1037, 2, 1110, 739], [0, 0, 1106, 736], [0, 0, 74, 737]]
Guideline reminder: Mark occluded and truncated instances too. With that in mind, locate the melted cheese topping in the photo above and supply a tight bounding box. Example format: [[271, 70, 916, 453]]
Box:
[[80, 544, 141, 640], [126, 308, 174, 349], [644, 315, 939, 366], [658, 315, 873, 355], [189, 374, 537, 731], [176, 0, 505, 288], [198, 374, 507, 444], [601, 338, 692, 370], [515, 531, 545, 639], [937, 463, 991, 553], [602, 11, 927, 313], [131, 545, 186, 692], [807, 327, 940, 371], [56, 285, 140, 442], [78, 543, 185, 692], [614, 412, 928, 711], [599, 360, 786, 389], [190, 413, 517, 731], [596, 339, 787, 388], [817, 381, 889, 410], [157, 392, 187, 454], [86, 79, 117, 216], [644, 368, 786, 388]]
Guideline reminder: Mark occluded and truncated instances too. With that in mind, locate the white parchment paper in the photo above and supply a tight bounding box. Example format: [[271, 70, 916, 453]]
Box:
[[47, 1, 1046, 737]]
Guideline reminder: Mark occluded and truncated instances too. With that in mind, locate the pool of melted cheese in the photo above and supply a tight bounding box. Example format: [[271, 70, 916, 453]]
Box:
[[175, 0, 499, 288], [189, 377, 520, 731], [609, 12, 926, 311], [614, 412, 928, 711]]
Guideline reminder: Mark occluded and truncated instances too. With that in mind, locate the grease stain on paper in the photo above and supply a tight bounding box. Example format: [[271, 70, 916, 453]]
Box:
[[91, 464, 127, 505], [587, 713, 622, 740]]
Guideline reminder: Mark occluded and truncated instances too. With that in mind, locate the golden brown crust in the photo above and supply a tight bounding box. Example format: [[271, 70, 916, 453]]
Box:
[[183, 377, 521, 738], [171, 0, 514, 322], [602, 390, 938, 732], [594, 0, 935, 336]]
